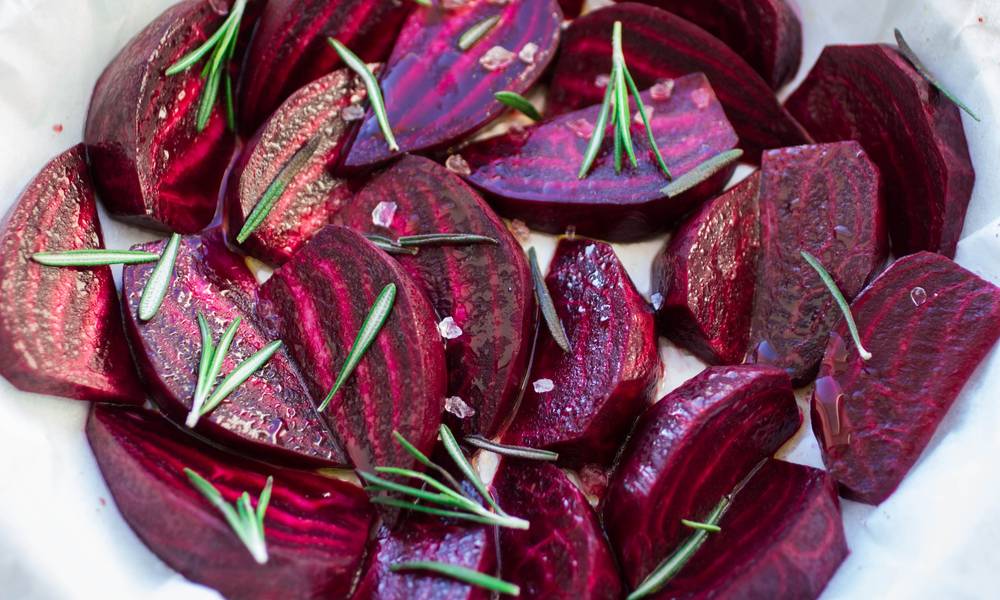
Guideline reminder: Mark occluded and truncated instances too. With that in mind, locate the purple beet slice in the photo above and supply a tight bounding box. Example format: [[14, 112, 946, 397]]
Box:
[[547, 3, 811, 161], [785, 44, 975, 258], [746, 142, 887, 385], [811, 252, 1000, 505], [258, 225, 446, 473], [85, 0, 237, 233], [341, 0, 562, 169], [333, 156, 534, 437], [463, 73, 739, 240], [0, 145, 143, 404], [503, 238, 660, 467], [651, 172, 761, 365], [602, 365, 801, 588], [87, 404, 374, 599]]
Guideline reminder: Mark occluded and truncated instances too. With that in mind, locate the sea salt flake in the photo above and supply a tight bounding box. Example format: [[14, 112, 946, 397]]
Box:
[[651, 292, 665, 310], [690, 88, 712, 109], [633, 106, 654, 125], [341, 104, 365, 121], [594, 74, 611, 89], [446, 154, 471, 176], [371, 201, 397, 228], [533, 378, 555, 393], [480, 46, 516, 71], [566, 118, 594, 139], [438, 316, 464, 340], [650, 79, 675, 101], [518, 42, 539, 64], [508, 219, 531, 242], [445, 396, 476, 419], [158, 107, 168, 120]]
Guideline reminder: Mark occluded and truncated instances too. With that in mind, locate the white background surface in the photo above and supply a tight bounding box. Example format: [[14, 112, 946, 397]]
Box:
[[1, 0, 1000, 598]]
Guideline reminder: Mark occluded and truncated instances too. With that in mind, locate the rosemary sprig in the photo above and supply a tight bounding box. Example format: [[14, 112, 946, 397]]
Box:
[[681, 519, 721, 533], [366, 234, 421, 255], [237, 137, 322, 244], [200, 340, 284, 416], [187, 315, 260, 427], [31, 249, 160, 267], [328, 38, 399, 152], [894, 29, 980, 122], [397, 233, 499, 247], [528, 247, 571, 353], [463, 435, 559, 461], [495, 91, 542, 121], [391, 561, 520, 596], [661, 149, 743, 198], [439, 423, 508, 516], [138, 233, 181, 322], [801, 251, 872, 361], [393, 430, 465, 493], [458, 15, 501, 51], [578, 61, 617, 179], [184, 468, 272, 564]]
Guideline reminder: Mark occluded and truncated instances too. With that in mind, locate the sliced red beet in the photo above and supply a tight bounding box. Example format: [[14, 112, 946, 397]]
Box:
[[85, 0, 237, 233], [558, 0, 585, 17], [503, 238, 659, 467], [602, 365, 801, 588], [258, 225, 446, 473], [333, 156, 535, 438], [87, 404, 374, 599], [651, 172, 761, 365], [547, 3, 811, 161], [785, 44, 974, 258], [463, 74, 739, 240], [0, 145, 143, 404], [812, 252, 1000, 505], [342, 0, 562, 169], [746, 142, 887, 385]]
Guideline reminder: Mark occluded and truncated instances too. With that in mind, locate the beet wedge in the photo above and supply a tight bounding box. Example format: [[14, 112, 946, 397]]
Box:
[[342, 0, 562, 169], [333, 156, 534, 437], [651, 172, 761, 365], [0, 145, 143, 404], [602, 365, 801, 588], [503, 238, 659, 467], [122, 230, 345, 466], [87, 404, 374, 599], [812, 252, 1000, 505], [258, 226, 446, 473], [547, 3, 811, 161], [785, 44, 975, 258], [746, 142, 887, 385], [85, 0, 238, 233], [463, 74, 739, 240]]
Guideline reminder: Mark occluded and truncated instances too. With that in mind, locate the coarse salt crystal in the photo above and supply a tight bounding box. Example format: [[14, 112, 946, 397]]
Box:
[[371, 201, 397, 228], [651, 292, 665, 310], [690, 88, 712, 109], [566, 118, 594, 139], [480, 45, 516, 71], [533, 378, 555, 393], [438, 316, 463, 340], [341, 104, 365, 121], [445, 154, 471, 176], [445, 396, 476, 418], [518, 42, 539, 64], [650, 79, 675, 101]]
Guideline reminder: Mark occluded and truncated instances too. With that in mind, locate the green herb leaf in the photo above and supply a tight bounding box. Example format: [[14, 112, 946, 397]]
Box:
[[578, 63, 617, 179], [623, 65, 671, 179], [138, 233, 182, 322], [31, 249, 160, 267], [458, 15, 501, 51], [397, 233, 499, 247], [360, 471, 480, 512], [611, 22, 637, 170], [328, 38, 399, 152], [463, 435, 559, 461], [200, 339, 283, 416], [393, 430, 465, 493], [391, 561, 520, 596], [371, 497, 528, 529], [894, 29, 980, 122], [374, 466, 474, 504], [439, 424, 508, 516], [528, 247, 571, 353], [411, 0, 432, 5], [365, 234, 421, 255], [661, 149, 743, 198], [494, 91, 542, 121], [800, 251, 872, 361], [224, 71, 236, 132], [681, 519, 722, 533], [188, 316, 243, 425], [184, 467, 271, 564], [189, 313, 217, 427], [236, 137, 322, 244]]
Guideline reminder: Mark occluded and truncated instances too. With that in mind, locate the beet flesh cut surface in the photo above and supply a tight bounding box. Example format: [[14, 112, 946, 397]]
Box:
[[87, 405, 374, 600], [0, 145, 144, 404], [85, 0, 237, 233], [746, 142, 887, 384], [258, 225, 446, 473], [503, 238, 660, 467], [812, 252, 1000, 505], [342, 0, 562, 169], [785, 44, 974, 258], [463, 73, 739, 240], [651, 172, 761, 365], [334, 156, 534, 438], [602, 365, 801, 588], [547, 3, 811, 161]]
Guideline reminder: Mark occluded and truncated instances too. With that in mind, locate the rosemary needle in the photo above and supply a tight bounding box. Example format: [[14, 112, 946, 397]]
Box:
[[328, 38, 399, 152]]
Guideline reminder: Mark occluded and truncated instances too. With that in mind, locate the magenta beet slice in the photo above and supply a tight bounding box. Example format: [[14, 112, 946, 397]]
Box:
[[342, 0, 562, 169], [87, 404, 374, 599], [85, 0, 237, 233], [0, 145, 143, 404], [503, 238, 659, 467], [602, 365, 801, 588], [812, 252, 1000, 505], [463, 73, 739, 240], [785, 44, 974, 258], [651, 172, 761, 365], [258, 225, 446, 473], [547, 3, 811, 161], [333, 156, 534, 437], [746, 142, 887, 385], [559, 0, 585, 17]]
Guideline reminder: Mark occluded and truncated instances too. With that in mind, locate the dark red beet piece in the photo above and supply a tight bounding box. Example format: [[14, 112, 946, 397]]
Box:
[[785, 44, 974, 258], [0, 145, 143, 404], [342, 0, 562, 169], [258, 226, 446, 473], [547, 3, 811, 161], [88, 405, 374, 599], [503, 238, 660, 467], [746, 142, 887, 385], [85, 0, 237, 233], [463, 74, 739, 240], [651, 172, 761, 365], [602, 365, 801, 588], [558, 0, 585, 17], [812, 252, 1000, 505], [334, 156, 535, 438]]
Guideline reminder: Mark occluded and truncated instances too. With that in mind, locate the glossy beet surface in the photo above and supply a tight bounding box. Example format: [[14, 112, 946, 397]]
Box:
[[85, 0, 236, 233], [342, 0, 562, 169], [87, 405, 375, 600], [334, 156, 534, 437], [503, 239, 660, 467], [812, 252, 1000, 505], [603, 365, 801, 588], [746, 142, 887, 385], [785, 44, 974, 258], [0, 145, 143, 404], [258, 226, 445, 473], [122, 231, 345, 466], [464, 74, 739, 240], [651, 172, 761, 365]]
